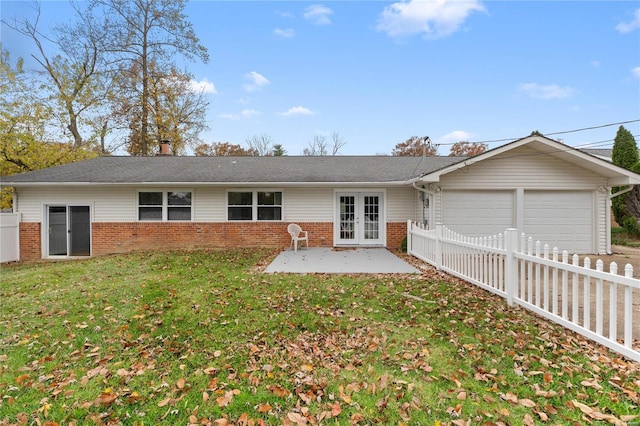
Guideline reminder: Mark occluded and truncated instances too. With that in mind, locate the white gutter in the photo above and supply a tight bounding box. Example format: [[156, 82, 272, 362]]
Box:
[[3, 180, 414, 188]]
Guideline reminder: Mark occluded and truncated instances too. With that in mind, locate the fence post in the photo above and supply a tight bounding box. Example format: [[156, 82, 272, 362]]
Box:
[[435, 223, 443, 271], [504, 228, 519, 307], [406, 220, 412, 256]]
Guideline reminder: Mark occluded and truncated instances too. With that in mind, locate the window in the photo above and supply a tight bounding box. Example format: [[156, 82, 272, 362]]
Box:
[[228, 191, 282, 221], [138, 191, 192, 221]]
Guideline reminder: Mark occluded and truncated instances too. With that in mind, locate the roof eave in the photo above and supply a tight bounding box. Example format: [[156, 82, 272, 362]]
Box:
[[4, 180, 415, 187]]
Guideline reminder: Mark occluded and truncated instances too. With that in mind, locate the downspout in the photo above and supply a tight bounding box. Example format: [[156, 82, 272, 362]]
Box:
[[607, 185, 635, 254]]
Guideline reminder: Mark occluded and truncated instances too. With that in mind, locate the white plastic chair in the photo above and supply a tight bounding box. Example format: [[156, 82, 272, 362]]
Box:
[[287, 223, 308, 252]]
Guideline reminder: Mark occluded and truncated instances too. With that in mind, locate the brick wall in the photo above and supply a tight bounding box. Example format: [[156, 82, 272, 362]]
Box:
[[91, 222, 335, 256], [19, 222, 41, 260], [19, 221, 407, 259]]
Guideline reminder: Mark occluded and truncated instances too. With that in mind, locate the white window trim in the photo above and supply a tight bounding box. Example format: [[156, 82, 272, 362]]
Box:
[[226, 189, 284, 222], [137, 189, 193, 222]]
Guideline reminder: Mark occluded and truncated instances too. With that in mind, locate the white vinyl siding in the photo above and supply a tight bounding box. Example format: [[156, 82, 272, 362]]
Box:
[[386, 186, 418, 222], [440, 146, 609, 190], [15, 187, 134, 222], [282, 188, 334, 221]]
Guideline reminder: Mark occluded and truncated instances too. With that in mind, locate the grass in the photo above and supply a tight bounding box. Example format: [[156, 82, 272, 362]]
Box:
[[1, 248, 639, 425], [612, 226, 640, 248]]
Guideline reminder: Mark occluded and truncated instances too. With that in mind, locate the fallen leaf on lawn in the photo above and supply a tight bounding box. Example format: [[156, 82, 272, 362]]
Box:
[[571, 400, 593, 415], [270, 385, 290, 398], [456, 391, 467, 400], [451, 420, 470, 426], [300, 363, 313, 372], [518, 398, 536, 408], [257, 403, 272, 413], [523, 414, 535, 426], [216, 394, 232, 407], [350, 413, 365, 423], [622, 415, 640, 422], [537, 411, 549, 421], [287, 412, 307, 425], [158, 397, 172, 407], [177, 378, 186, 389], [500, 392, 518, 404], [329, 402, 341, 417]]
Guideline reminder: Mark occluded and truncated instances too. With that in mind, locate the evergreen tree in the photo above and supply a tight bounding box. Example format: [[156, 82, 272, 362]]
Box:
[[611, 125, 639, 226]]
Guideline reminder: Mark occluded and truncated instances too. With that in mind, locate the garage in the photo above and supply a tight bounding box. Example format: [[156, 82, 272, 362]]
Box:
[[442, 190, 514, 237], [523, 191, 592, 253]]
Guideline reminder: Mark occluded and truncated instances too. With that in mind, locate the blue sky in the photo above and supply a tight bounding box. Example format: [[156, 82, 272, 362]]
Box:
[[2, 0, 639, 155]]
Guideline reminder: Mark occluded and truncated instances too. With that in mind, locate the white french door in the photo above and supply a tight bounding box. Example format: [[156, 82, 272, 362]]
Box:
[[335, 192, 384, 246]]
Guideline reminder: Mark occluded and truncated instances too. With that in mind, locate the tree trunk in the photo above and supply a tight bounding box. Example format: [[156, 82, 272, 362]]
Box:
[[626, 186, 640, 220]]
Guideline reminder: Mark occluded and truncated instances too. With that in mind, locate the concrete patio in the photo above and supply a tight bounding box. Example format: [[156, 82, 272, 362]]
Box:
[[264, 247, 420, 274]]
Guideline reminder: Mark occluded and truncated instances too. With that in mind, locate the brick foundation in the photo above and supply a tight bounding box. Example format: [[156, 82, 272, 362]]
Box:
[[19, 222, 41, 261], [19, 221, 407, 259]]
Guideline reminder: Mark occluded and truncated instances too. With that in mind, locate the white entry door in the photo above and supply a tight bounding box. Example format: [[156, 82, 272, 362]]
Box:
[[335, 192, 384, 246]]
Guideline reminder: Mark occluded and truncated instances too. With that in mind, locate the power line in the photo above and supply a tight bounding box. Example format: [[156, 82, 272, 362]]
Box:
[[443, 119, 640, 146]]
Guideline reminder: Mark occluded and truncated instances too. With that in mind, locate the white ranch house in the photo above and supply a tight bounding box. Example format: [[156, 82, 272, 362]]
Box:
[[1, 135, 639, 261]]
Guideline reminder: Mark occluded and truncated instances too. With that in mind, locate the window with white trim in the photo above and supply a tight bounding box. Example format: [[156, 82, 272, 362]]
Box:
[[227, 191, 282, 221], [138, 191, 192, 221]]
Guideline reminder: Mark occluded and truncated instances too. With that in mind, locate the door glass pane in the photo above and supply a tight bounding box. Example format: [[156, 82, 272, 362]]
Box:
[[363, 196, 379, 240], [48, 206, 67, 256], [69, 206, 91, 256], [340, 196, 355, 240]]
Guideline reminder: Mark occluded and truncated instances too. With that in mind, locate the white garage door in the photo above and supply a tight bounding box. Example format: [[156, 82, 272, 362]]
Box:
[[524, 191, 592, 253], [442, 190, 514, 237]]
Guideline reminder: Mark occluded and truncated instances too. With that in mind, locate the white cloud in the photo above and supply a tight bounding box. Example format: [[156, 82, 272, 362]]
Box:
[[590, 60, 601, 68], [517, 82, 578, 100], [615, 8, 640, 33], [278, 106, 315, 116], [303, 4, 334, 25], [243, 71, 270, 92], [220, 113, 240, 121], [220, 109, 262, 120], [274, 27, 295, 38], [438, 130, 475, 144], [276, 10, 295, 19], [376, 0, 486, 40], [632, 66, 640, 79], [188, 78, 217, 94], [241, 109, 262, 119]]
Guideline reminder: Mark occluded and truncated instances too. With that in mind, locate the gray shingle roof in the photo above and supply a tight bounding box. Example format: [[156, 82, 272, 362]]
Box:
[[1, 155, 466, 185]]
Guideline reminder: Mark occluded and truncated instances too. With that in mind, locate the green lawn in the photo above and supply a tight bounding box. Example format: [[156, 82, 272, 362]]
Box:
[[1, 249, 638, 425], [612, 226, 640, 248]]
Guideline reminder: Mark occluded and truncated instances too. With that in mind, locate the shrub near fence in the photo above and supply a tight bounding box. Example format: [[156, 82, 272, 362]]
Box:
[[407, 221, 640, 362]]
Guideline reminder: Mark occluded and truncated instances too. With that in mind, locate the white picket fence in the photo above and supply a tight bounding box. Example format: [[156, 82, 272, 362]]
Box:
[[407, 221, 640, 362], [0, 213, 20, 263]]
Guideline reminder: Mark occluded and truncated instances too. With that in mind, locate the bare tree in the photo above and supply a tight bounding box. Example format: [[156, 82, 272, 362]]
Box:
[[90, 0, 209, 155], [303, 132, 346, 156], [4, 2, 112, 149], [245, 133, 273, 156]]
